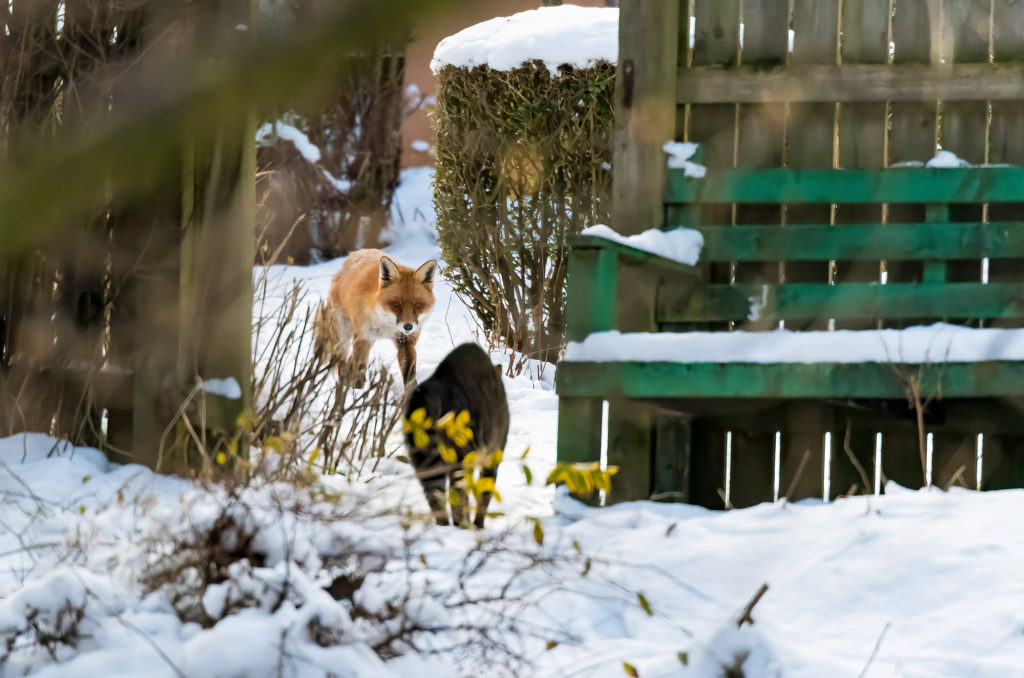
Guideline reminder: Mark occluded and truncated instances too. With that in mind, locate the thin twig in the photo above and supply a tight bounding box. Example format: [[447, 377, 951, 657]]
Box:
[[736, 583, 769, 628], [858, 622, 891, 678]]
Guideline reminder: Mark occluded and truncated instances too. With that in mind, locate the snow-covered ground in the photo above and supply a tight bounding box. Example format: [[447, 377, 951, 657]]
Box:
[[4, 168, 1024, 677]]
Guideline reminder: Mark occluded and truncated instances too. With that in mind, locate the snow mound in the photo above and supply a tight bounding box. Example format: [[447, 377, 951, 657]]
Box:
[[663, 141, 707, 178], [580, 224, 704, 267], [431, 6, 618, 75], [566, 323, 1024, 364]]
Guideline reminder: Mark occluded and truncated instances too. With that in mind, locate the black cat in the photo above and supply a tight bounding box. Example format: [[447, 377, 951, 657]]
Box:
[[403, 343, 509, 528]]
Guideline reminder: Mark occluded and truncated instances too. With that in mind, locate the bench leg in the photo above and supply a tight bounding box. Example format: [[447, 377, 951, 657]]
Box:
[[653, 413, 690, 503], [606, 399, 654, 503], [557, 396, 603, 467]]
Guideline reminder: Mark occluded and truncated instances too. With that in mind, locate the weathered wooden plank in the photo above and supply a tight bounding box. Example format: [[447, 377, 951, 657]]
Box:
[[688, 222, 1024, 262], [665, 167, 1024, 205], [941, 0, 990, 289], [788, 0, 840, 290], [675, 63, 1024, 103], [835, 0, 889, 312], [733, 0, 788, 289], [556, 361, 1024, 400], [657, 281, 1024, 323], [612, 0, 681, 235], [888, 0, 939, 291], [988, 0, 1024, 318], [688, 0, 740, 334]]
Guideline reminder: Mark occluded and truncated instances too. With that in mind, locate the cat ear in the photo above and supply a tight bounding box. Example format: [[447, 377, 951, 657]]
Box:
[[415, 259, 437, 287], [380, 255, 400, 287]]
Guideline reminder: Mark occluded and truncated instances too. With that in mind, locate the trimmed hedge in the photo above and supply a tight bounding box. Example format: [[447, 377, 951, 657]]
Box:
[[433, 60, 614, 363]]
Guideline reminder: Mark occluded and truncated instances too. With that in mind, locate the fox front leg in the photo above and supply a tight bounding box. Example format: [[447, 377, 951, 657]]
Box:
[[347, 337, 372, 388], [395, 336, 418, 385]]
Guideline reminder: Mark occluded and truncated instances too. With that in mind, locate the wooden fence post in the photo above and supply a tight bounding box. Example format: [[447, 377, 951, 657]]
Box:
[[611, 0, 679, 235]]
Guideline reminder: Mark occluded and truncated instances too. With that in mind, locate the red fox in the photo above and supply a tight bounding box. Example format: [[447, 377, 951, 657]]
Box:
[[315, 249, 436, 386]]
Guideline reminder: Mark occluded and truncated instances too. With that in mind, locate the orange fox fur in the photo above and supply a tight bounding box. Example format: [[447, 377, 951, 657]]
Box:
[[315, 249, 436, 386]]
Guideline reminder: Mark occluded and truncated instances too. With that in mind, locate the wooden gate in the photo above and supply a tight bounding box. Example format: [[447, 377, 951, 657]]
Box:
[[600, 0, 1024, 506]]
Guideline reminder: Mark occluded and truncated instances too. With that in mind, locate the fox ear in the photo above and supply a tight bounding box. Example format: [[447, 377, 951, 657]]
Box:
[[415, 259, 437, 287], [379, 256, 400, 287]]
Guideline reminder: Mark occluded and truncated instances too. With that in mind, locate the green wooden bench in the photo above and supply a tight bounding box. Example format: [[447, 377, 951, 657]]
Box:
[[556, 165, 1024, 507]]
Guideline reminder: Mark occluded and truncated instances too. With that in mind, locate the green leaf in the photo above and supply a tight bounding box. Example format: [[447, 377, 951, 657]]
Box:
[[622, 662, 639, 677], [532, 519, 544, 546], [637, 592, 653, 617], [545, 640, 559, 651], [523, 465, 533, 485], [677, 652, 688, 666]]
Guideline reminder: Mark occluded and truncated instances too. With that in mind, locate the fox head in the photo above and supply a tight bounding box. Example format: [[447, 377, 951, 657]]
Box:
[[378, 255, 437, 339]]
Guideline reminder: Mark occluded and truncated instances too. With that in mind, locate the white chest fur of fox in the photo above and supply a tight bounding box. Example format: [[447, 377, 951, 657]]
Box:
[[315, 249, 437, 387]]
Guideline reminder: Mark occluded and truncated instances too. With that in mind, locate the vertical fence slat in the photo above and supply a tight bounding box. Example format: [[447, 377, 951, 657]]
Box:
[[831, 0, 891, 498], [726, 0, 788, 508], [780, 0, 840, 501], [980, 0, 1024, 489], [929, 0, 991, 491], [686, 0, 740, 508]]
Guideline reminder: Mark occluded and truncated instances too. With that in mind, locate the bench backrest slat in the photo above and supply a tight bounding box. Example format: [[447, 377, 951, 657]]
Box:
[[657, 282, 1024, 324], [665, 167, 1024, 205], [679, 222, 1024, 261]]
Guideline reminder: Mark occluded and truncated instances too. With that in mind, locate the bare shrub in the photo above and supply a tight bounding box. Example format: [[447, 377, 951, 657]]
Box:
[[250, 270, 402, 481]]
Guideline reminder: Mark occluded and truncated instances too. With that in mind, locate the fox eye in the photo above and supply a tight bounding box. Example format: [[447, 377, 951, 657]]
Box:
[[390, 302, 401, 313], [414, 303, 424, 313]]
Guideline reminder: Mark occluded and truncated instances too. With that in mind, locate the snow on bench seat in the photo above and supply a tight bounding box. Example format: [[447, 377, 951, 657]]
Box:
[[565, 324, 1024, 364], [578, 225, 704, 267]]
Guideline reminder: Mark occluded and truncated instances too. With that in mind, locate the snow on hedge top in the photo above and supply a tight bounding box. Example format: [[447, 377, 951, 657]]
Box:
[[565, 324, 1024, 364], [580, 224, 703, 266], [430, 5, 618, 74]]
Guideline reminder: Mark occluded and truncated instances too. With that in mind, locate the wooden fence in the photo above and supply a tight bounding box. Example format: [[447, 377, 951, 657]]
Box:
[[611, 0, 1024, 506], [0, 1, 253, 469]]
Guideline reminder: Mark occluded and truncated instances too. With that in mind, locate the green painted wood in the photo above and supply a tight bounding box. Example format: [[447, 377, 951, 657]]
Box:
[[834, 0, 888, 321], [555, 361, 1024, 400], [657, 282, 1024, 323], [685, 222, 1024, 262], [653, 413, 690, 502], [564, 247, 619, 342], [665, 167, 1024, 205], [922, 204, 949, 284], [556, 396, 603, 466], [606, 399, 654, 502]]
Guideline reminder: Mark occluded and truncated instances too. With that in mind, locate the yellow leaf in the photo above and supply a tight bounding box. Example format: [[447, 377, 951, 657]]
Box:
[[79, 505, 86, 514], [81, 476, 91, 484], [216, 452, 227, 465], [307, 448, 320, 467], [532, 519, 544, 546], [606, 465, 620, 477], [545, 640, 559, 651], [476, 477, 496, 494], [521, 446, 531, 458], [485, 449, 503, 469], [419, 554, 428, 567], [439, 444, 458, 463], [677, 652, 688, 666], [448, 488, 461, 507], [637, 592, 653, 617], [463, 451, 479, 469], [523, 465, 533, 485], [622, 662, 639, 677], [413, 429, 430, 448], [117, 491, 124, 507]]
